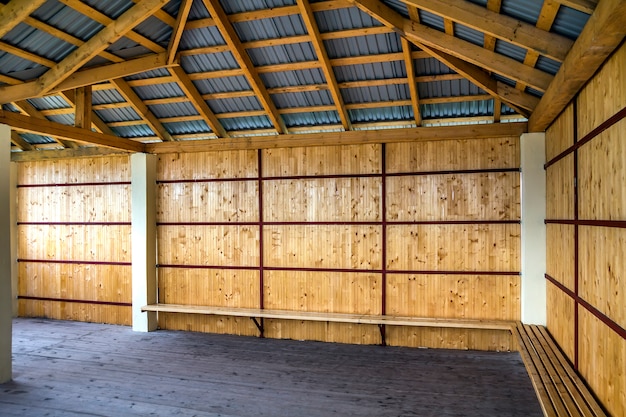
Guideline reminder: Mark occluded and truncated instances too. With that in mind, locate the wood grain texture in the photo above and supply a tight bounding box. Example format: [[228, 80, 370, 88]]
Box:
[[263, 177, 381, 222], [578, 307, 626, 417], [545, 280, 575, 364], [387, 172, 520, 221], [578, 121, 626, 220], [386, 137, 519, 173], [579, 226, 626, 329], [386, 274, 520, 320], [546, 224, 575, 291], [262, 144, 381, 177], [386, 224, 520, 271], [156, 149, 258, 181], [545, 155, 574, 220], [18, 301, 130, 325], [386, 327, 514, 351], [17, 155, 130, 184], [545, 103, 574, 162], [576, 42, 626, 139]]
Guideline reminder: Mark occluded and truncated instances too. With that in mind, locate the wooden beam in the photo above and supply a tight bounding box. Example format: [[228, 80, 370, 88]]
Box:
[[402, 38, 422, 126], [169, 66, 229, 138], [348, 0, 554, 92], [0, 110, 145, 152], [37, 0, 169, 96], [0, 53, 173, 104], [401, 0, 573, 62], [12, 100, 77, 149], [10, 131, 34, 151], [297, 0, 351, 130], [146, 122, 527, 153], [528, 0, 626, 131], [74, 86, 92, 129], [111, 78, 175, 142], [201, 0, 287, 134], [0, 41, 55, 67], [0, 0, 47, 38], [59, 90, 116, 136], [167, 0, 193, 64], [11, 147, 130, 162], [554, 0, 597, 14]]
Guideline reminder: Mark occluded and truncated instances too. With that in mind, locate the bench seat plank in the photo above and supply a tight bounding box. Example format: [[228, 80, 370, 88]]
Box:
[[141, 304, 515, 331]]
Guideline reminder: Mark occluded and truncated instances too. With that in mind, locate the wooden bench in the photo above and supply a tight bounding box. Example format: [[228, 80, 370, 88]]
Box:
[[141, 304, 514, 345], [513, 323, 607, 417]]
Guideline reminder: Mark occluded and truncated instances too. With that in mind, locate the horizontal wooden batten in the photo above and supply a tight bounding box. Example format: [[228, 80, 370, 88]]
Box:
[[17, 181, 131, 188], [546, 274, 626, 341], [544, 105, 626, 169], [545, 219, 626, 228], [18, 296, 131, 307], [18, 259, 131, 266]]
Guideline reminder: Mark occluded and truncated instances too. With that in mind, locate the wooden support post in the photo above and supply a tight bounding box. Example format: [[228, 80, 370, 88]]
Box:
[[520, 132, 546, 324], [131, 153, 158, 332], [0, 124, 13, 382], [74, 86, 92, 129]]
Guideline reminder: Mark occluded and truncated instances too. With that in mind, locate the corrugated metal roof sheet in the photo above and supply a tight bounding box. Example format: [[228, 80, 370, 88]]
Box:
[[343, 84, 410, 104], [324, 33, 402, 59], [260, 69, 326, 88], [133, 83, 185, 100], [149, 102, 199, 118], [31, 1, 104, 41], [272, 90, 334, 109], [208, 96, 263, 113], [552, 7, 590, 39], [81, 0, 133, 19], [181, 53, 239, 73], [283, 111, 340, 128], [111, 124, 155, 138], [246, 43, 317, 66], [349, 106, 413, 123], [27, 96, 70, 111], [233, 15, 306, 42], [421, 100, 493, 119], [334, 61, 406, 83], [314, 7, 382, 32], [180, 27, 225, 50], [92, 89, 125, 105], [218, 116, 273, 131], [192, 76, 252, 94], [95, 107, 141, 123], [418, 79, 484, 99]]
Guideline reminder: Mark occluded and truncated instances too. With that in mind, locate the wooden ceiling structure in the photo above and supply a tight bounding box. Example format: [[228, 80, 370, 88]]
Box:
[[0, 0, 624, 161]]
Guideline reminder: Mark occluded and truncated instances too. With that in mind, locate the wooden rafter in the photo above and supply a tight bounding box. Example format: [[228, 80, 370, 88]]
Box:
[[59, 90, 116, 136], [349, 0, 553, 93], [0, 110, 145, 152], [401, 0, 573, 62], [169, 66, 228, 138], [37, 0, 170, 96], [402, 38, 422, 126], [529, 0, 626, 131], [0, 53, 173, 104], [201, 0, 287, 134], [0, 0, 47, 38], [167, 0, 193, 64], [554, 0, 597, 14], [12, 100, 77, 149], [10, 131, 35, 151], [111, 78, 175, 142], [296, 0, 351, 131]]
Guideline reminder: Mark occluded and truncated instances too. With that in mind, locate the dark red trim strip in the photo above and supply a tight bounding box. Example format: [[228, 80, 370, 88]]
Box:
[[157, 264, 519, 276], [17, 181, 131, 188], [258, 149, 264, 311], [381, 144, 387, 317], [545, 219, 626, 228], [545, 105, 626, 169], [157, 220, 520, 227], [545, 274, 626, 341], [157, 177, 257, 184], [18, 295, 131, 307], [18, 222, 131, 226], [387, 168, 520, 177], [18, 259, 131, 266]]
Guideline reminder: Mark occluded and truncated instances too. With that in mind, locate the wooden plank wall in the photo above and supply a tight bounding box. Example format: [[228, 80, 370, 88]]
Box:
[[156, 136, 521, 350], [16, 156, 132, 325], [545, 43, 626, 417]]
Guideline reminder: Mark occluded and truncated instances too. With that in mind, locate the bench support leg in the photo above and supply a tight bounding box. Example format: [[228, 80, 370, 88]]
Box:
[[378, 324, 386, 346], [251, 317, 264, 338]]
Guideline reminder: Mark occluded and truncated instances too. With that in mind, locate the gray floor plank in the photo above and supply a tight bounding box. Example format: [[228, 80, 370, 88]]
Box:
[[1, 318, 543, 417]]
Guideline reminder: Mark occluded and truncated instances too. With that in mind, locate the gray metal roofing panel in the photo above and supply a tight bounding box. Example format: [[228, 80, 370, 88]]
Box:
[[162, 119, 209, 134], [415, 58, 454, 76], [149, 102, 199, 118], [418, 10, 445, 31], [3, 22, 75, 61], [180, 27, 225, 50], [260, 68, 326, 88], [125, 68, 172, 80], [334, 61, 406, 83], [324, 33, 402, 59], [188, 1, 210, 20], [20, 133, 57, 145], [27, 96, 70, 111], [552, 7, 591, 39], [349, 106, 413, 123], [192, 77, 251, 94], [232, 15, 306, 42], [217, 116, 273, 131], [47, 114, 75, 126], [208, 96, 263, 113], [133, 83, 185, 100], [379, 0, 409, 18], [421, 100, 493, 119], [111, 124, 155, 138], [418, 79, 484, 99], [220, 0, 297, 14], [81, 0, 133, 19], [283, 111, 340, 128], [271, 90, 334, 109], [246, 43, 317, 66], [92, 89, 125, 105], [134, 16, 172, 46], [500, 0, 543, 25], [494, 39, 527, 63], [95, 107, 141, 123], [454, 23, 484, 48], [314, 7, 382, 32], [535, 56, 561, 75], [342, 84, 410, 105], [180, 53, 239, 73], [31, 0, 104, 41], [0, 52, 45, 78]]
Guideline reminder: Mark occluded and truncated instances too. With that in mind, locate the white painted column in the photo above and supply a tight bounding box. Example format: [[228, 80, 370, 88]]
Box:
[[520, 132, 547, 325], [0, 124, 13, 382], [10, 162, 17, 317], [131, 153, 158, 332]]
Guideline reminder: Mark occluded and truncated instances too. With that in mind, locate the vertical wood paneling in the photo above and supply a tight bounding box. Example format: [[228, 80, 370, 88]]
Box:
[[576, 44, 626, 139], [387, 224, 520, 272], [156, 150, 257, 180], [386, 274, 520, 320], [578, 307, 626, 417], [386, 327, 513, 351], [17, 156, 130, 184], [387, 172, 520, 221], [546, 280, 575, 363], [545, 104, 574, 162], [546, 224, 575, 290], [386, 137, 519, 172], [545, 156, 574, 220]]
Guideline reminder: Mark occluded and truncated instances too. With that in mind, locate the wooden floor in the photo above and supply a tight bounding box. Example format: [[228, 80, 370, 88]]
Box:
[[1, 319, 542, 417]]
